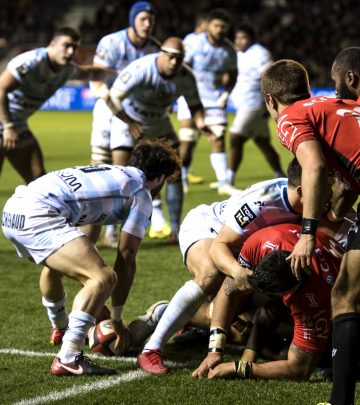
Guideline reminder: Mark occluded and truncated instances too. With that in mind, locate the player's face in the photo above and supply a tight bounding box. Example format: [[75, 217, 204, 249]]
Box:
[[234, 31, 252, 52], [49, 35, 80, 67], [134, 11, 155, 39], [207, 19, 229, 42], [158, 52, 184, 77], [331, 61, 357, 100]]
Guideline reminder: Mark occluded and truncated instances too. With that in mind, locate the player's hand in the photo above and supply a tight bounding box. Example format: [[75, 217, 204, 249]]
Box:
[[128, 120, 143, 140], [208, 361, 236, 379], [3, 127, 19, 150], [199, 124, 217, 142], [217, 91, 229, 109], [286, 234, 315, 280], [192, 352, 223, 378], [111, 319, 132, 355]]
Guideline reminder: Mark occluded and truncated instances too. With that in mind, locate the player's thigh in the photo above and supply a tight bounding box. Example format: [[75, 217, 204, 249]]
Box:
[[45, 235, 114, 286], [91, 99, 112, 149], [7, 137, 45, 182], [332, 249, 360, 315], [110, 115, 134, 152]]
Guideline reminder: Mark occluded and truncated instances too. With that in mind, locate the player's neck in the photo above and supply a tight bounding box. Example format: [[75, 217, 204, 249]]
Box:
[[206, 33, 223, 47], [128, 27, 148, 48]]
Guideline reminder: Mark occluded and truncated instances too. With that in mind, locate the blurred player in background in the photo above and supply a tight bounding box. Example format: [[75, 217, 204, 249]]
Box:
[[89, 1, 160, 247], [0, 26, 115, 184], [177, 8, 238, 196], [104, 37, 214, 243], [176, 12, 208, 193], [227, 23, 285, 185], [1, 139, 180, 376], [261, 56, 360, 405]]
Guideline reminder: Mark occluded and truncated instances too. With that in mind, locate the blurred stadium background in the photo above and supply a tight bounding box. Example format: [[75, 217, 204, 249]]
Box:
[[1, 0, 359, 88]]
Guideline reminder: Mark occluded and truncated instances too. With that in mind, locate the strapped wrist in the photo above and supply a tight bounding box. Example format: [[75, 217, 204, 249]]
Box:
[[301, 218, 318, 235], [234, 360, 252, 379], [3, 121, 14, 129], [208, 326, 227, 353]]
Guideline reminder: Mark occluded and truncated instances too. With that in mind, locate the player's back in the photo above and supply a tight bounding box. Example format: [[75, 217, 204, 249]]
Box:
[[278, 96, 360, 193]]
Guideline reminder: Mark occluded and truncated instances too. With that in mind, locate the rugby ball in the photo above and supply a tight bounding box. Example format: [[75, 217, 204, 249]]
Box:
[[88, 319, 117, 356]]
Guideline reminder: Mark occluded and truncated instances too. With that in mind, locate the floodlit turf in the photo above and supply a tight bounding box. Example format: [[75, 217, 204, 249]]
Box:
[[0, 111, 356, 405]]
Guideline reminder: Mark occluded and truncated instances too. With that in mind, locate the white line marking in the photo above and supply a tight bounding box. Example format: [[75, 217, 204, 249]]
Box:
[[12, 370, 147, 405]]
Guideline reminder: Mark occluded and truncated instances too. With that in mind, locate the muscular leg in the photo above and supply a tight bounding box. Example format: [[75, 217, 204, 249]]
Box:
[[44, 236, 117, 362], [329, 249, 360, 405], [143, 239, 224, 352], [254, 138, 285, 177], [228, 133, 247, 184], [7, 140, 45, 183]]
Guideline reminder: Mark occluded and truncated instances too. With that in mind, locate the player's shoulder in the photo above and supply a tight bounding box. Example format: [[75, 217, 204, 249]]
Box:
[[8, 47, 47, 76], [97, 29, 127, 45]]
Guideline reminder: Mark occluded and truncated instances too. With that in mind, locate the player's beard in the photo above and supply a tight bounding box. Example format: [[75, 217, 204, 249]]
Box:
[[338, 82, 357, 101]]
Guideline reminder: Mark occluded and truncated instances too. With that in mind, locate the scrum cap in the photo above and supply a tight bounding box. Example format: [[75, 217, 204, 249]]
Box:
[[129, 1, 156, 28]]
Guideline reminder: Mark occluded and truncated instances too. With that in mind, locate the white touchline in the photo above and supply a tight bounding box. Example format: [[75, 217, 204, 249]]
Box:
[[12, 370, 148, 405]]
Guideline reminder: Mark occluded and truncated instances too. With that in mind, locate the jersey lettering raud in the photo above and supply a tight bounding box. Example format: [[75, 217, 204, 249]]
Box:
[[277, 96, 360, 192]]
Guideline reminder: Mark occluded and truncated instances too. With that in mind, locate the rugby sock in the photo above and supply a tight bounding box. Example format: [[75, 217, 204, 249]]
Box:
[[58, 311, 96, 363], [181, 166, 190, 181], [210, 152, 227, 183], [42, 294, 68, 330], [143, 280, 206, 352], [151, 199, 167, 230], [166, 182, 183, 234], [226, 168, 235, 185], [152, 302, 169, 323], [329, 312, 360, 405]]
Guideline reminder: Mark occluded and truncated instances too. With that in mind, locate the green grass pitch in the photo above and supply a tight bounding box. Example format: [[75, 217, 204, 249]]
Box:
[[0, 111, 352, 405]]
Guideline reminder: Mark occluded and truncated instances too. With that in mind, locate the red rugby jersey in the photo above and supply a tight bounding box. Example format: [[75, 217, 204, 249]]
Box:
[[276, 96, 360, 193], [239, 223, 342, 353]]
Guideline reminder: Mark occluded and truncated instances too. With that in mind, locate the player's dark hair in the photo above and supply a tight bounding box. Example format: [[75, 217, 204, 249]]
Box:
[[128, 139, 181, 182], [261, 59, 311, 105], [287, 157, 301, 188], [333, 46, 360, 77], [52, 26, 81, 42], [249, 250, 301, 295], [208, 8, 230, 24], [235, 23, 256, 41]]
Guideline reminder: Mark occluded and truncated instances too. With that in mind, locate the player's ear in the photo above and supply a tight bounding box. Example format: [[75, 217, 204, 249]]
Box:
[[264, 93, 277, 110], [347, 70, 360, 89], [296, 185, 302, 199]]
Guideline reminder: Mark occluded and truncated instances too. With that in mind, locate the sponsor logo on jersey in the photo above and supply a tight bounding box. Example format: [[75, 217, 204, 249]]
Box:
[[234, 203, 257, 228], [2, 212, 25, 229], [16, 63, 30, 76], [120, 71, 131, 84]]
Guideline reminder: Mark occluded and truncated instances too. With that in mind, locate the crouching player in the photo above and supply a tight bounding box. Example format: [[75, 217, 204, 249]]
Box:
[[1, 139, 180, 376], [193, 221, 345, 380]]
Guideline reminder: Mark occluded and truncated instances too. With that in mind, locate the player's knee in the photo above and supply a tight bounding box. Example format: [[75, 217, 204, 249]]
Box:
[[179, 128, 199, 142], [91, 146, 112, 164], [194, 267, 223, 295]]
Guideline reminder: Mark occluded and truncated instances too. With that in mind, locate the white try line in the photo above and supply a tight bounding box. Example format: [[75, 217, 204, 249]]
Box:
[[12, 370, 148, 405], [0, 348, 198, 405]]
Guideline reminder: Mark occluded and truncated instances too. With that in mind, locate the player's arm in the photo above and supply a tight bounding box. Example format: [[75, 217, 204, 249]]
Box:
[[289, 140, 328, 278], [210, 225, 253, 289], [75, 64, 117, 94], [192, 277, 240, 378], [189, 103, 216, 141], [218, 68, 237, 108], [110, 230, 142, 352], [207, 342, 319, 380], [0, 68, 21, 150], [329, 177, 358, 221]]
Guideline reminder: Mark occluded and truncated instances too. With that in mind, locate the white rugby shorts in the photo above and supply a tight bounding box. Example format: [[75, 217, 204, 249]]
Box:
[[1, 187, 83, 264], [179, 204, 220, 262], [230, 104, 270, 138]]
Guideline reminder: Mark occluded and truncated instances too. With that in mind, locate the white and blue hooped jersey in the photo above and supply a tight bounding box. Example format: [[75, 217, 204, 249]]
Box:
[[93, 29, 159, 87], [184, 32, 237, 107], [209, 178, 300, 237], [5, 47, 79, 126], [23, 165, 152, 239], [111, 53, 201, 124], [230, 43, 272, 109]]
